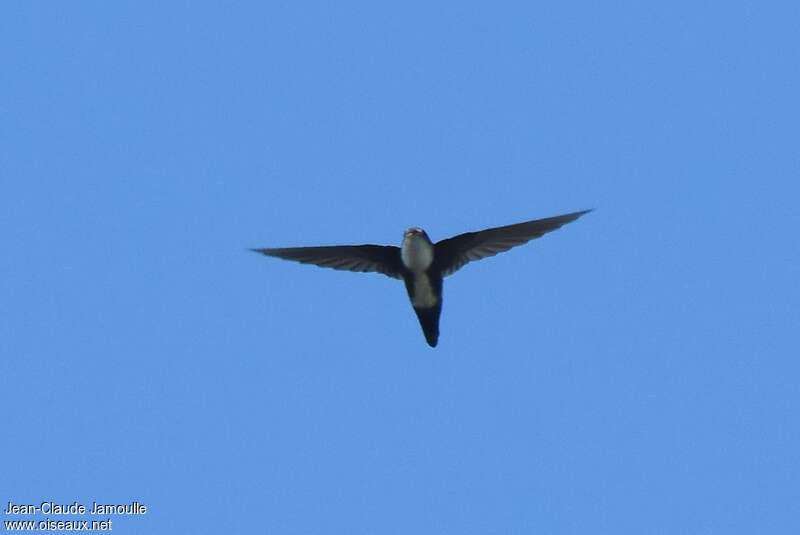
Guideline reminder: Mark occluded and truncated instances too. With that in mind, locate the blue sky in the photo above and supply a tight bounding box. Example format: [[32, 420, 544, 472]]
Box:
[[2, 2, 798, 533]]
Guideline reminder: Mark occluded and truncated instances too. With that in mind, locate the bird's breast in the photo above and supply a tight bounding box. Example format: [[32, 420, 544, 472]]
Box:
[[401, 235, 434, 271]]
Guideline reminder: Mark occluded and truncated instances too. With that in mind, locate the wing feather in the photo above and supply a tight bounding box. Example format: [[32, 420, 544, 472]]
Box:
[[434, 209, 591, 276], [251, 245, 404, 279]]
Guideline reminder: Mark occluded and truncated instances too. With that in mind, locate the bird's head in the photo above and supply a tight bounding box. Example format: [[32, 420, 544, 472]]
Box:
[[403, 227, 430, 242]]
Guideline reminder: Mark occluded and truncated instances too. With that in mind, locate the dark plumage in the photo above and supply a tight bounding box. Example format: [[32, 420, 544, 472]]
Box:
[[252, 209, 590, 346]]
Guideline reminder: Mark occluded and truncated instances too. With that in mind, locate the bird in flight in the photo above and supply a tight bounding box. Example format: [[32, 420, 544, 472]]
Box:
[[252, 209, 590, 347]]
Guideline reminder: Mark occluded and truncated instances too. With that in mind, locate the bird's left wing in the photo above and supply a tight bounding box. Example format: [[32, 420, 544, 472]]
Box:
[[433, 209, 591, 277], [251, 245, 404, 279]]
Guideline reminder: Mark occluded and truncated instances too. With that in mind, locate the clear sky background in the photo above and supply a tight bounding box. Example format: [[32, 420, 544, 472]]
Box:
[[2, 2, 798, 533]]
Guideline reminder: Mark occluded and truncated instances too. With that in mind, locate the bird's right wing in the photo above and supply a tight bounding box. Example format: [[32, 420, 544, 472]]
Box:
[[251, 245, 404, 279], [433, 210, 591, 277]]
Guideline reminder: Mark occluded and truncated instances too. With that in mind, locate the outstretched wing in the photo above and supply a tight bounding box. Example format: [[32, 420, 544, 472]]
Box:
[[433, 209, 591, 277], [251, 245, 404, 279]]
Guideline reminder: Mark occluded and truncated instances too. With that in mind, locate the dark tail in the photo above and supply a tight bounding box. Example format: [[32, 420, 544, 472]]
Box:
[[413, 305, 441, 347]]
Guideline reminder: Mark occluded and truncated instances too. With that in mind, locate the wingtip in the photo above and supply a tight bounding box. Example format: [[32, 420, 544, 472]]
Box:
[[566, 208, 593, 221]]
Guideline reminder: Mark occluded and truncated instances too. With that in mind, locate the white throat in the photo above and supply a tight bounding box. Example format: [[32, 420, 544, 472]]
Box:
[[401, 234, 434, 272]]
